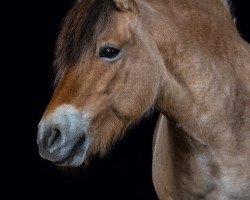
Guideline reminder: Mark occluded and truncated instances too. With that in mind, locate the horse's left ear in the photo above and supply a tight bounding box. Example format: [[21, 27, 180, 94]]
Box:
[[112, 0, 138, 13]]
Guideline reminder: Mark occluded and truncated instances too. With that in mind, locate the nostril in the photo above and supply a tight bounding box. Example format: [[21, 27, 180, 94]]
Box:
[[47, 129, 61, 149]]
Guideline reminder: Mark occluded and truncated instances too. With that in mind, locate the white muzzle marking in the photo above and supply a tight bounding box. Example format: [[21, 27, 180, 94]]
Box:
[[37, 104, 91, 167]]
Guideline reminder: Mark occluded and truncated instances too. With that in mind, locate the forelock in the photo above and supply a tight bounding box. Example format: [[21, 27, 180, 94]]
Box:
[[54, 0, 116, 81]]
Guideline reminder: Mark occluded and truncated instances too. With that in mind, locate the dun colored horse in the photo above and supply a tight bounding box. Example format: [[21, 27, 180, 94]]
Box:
[[37, 0, 250, 199]]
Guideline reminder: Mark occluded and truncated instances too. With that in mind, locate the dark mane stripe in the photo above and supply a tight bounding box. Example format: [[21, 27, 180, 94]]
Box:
[[54, 0, 116, 74]]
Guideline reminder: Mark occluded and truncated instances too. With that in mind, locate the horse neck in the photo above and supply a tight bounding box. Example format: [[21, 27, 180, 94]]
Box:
[[141, 0, 250, 150]]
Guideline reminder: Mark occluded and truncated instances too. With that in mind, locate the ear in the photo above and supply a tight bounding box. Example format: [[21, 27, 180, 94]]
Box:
[[112, 0, 138, 13]]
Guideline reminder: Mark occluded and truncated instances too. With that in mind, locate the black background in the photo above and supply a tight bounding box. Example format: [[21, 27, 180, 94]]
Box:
[[2, 1, 249, 199]]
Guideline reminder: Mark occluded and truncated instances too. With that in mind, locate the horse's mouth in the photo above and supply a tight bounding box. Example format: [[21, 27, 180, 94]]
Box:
[[55, 138, 90, 167]]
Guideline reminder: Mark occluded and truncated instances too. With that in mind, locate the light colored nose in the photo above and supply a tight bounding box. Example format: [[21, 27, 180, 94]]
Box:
[[37, 105, 89, 165]]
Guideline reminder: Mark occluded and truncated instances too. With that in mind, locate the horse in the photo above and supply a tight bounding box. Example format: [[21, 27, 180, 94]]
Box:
[[37, 0, 250, 199]]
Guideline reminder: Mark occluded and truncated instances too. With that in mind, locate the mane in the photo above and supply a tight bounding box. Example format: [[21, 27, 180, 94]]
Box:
[[222, 0, 231, 8], [54, 0, 116, 80], [222, 0, 236, 19]]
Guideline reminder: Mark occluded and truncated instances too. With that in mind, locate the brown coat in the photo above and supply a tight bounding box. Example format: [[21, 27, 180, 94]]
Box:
[[38, 0, 250, 199]]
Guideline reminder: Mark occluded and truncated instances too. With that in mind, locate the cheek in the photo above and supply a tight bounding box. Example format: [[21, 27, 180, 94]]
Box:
[[134, 80, 159, 110], [113, 70, 159, 118], [131, 64, 160, 99]]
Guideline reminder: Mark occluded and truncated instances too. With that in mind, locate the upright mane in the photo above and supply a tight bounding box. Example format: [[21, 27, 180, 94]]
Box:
[[222, 0, 236, 20], [222, 0, 231, 9], [54, 0, 116, 78]]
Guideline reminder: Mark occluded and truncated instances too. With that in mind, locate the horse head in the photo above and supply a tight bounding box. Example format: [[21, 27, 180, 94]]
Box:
[[37, 0, 165, 167]]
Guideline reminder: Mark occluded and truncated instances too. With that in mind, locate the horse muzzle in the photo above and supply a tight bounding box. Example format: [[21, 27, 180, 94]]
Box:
[[37, 105, 90, 167]]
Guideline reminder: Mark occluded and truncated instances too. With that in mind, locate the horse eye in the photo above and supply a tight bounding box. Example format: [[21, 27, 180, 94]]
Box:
[[99, 46, 121, 62]]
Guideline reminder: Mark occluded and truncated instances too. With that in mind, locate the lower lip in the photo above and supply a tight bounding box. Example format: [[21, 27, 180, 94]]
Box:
[[54, 138, 85, 166]]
